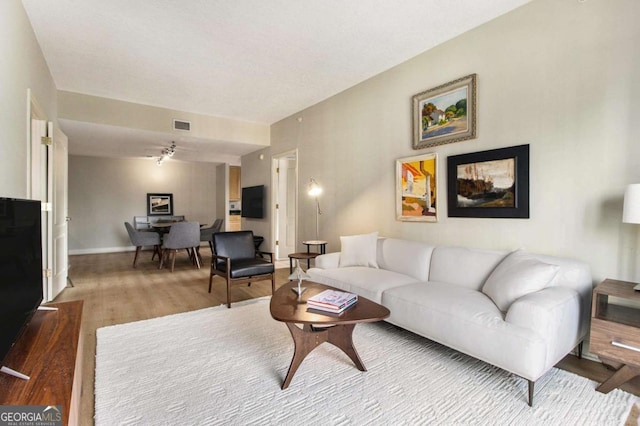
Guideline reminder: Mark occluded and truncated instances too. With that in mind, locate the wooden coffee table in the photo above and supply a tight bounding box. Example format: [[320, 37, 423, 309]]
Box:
[[270, 281, 390, 389]]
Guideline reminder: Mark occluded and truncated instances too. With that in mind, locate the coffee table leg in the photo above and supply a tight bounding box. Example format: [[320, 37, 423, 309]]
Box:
[[282, 323, 328, 389], [327, 324, 366, 372], [281, 323, 367, 389]]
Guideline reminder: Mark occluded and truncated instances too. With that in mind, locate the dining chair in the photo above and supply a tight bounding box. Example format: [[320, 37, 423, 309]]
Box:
[[200, 218, 224, 252], [209, 230, 275, 308], [159, 221, 201, 272], [124, 222, 161, 268], [196, 218, 224, 263]]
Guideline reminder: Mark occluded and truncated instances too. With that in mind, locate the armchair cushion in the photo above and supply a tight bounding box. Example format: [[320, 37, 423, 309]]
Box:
[[213, 231, 255, 263], [216, 257, 274, 278]]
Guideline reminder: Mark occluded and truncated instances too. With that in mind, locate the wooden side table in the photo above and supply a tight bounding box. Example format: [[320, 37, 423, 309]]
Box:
[[289, 241, 327, 273], [288, 252, 319, 273], [590, 278, 640, 393], [302, 240, 327, 255]]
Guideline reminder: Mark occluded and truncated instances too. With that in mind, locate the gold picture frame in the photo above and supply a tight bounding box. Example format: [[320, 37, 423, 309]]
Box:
[[412, 74, 477, 150]]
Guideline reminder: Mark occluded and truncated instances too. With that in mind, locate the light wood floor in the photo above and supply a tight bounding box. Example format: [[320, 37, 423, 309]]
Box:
[[54, 251, 640, 425]]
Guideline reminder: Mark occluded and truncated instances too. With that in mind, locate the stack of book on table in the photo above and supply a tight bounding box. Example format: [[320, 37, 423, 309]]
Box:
[[307, 289, 358, 314]]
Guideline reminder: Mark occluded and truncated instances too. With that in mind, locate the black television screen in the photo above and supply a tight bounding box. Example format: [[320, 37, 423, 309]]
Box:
[[0, 198, 43, 364], [241, 185, 265, 219]]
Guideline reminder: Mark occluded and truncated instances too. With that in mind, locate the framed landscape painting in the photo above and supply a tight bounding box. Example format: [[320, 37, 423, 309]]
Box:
[[412, 74, 477, 150], [396, 153, 437, 222], [147, 193, 173, 216], [447, 145, 529, 218]]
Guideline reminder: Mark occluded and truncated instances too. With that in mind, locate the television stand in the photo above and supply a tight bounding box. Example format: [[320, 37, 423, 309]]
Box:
[[38, 305, 59, 311], [0, 365, 30, 380], [0, 306, 61, 379], [0, 301, 83, 426]]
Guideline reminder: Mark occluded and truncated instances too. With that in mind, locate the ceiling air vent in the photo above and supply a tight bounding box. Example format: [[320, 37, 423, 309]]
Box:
[[173, 119, 191, 132]]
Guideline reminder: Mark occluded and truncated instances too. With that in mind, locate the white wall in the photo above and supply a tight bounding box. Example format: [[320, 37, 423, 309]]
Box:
[[0, 0, 57, 198], [263, 0, 640, 284], [68, 155, 218, 253]]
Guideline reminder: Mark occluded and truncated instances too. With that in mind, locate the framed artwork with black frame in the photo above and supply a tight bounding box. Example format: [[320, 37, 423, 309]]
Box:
[[447, 144, 529, 218], [147, 193, 173, 216]]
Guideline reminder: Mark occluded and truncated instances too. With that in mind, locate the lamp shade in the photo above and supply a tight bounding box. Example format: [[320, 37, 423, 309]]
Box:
[[623, 184, 640, 224], [308, 178, 322, 197]]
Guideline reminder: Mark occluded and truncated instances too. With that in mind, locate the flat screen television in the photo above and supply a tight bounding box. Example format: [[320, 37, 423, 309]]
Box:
[[241, 185, 265, 219], [0, 198, 43, 365]]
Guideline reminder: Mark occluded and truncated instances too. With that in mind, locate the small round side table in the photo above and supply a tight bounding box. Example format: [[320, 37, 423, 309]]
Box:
[[288, 252, 319, 273], [302, 240, 327, 255]]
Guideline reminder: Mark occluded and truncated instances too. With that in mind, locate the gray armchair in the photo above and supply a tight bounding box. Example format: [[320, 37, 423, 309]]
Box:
[[196, 218, 224, 262], [124, 222, 161, 268], [159, 221, 201, 272], [200, 218, 224, 252], [209, 230, 275, 308]]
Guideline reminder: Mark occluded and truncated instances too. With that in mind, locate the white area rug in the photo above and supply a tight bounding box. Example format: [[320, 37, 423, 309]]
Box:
[[95, 297, 637, 425]]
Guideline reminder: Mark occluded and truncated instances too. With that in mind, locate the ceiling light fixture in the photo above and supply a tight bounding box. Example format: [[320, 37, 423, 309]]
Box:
[[156, 142, 176, 166]]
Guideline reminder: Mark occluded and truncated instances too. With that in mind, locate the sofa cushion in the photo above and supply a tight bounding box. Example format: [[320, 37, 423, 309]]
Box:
[[339, 232, 379, 268], [307, 266, 419, 303], [429, 246, 506, 291], [482, 250, 560, 312], [376, 238, 435, 282], [382, 282, 548, 380]]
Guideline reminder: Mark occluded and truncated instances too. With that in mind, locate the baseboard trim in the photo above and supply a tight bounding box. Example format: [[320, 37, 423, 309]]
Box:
[[69, 247, 134, 255], [70, 242, 210, 256]]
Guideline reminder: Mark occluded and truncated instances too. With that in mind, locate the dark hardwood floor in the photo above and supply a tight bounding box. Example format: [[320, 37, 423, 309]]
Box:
[[53, 251, 639, 425]]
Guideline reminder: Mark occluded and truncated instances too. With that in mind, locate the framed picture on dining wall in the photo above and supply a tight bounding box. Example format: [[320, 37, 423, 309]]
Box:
[[447, 144, 529, 218], [396, 153, 438, 222], [147, 193, 173, 216], [412, 74, 477, 150]]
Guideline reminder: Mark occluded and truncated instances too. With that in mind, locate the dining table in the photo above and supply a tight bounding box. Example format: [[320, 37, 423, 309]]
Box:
[[150, 222, 207, 238]]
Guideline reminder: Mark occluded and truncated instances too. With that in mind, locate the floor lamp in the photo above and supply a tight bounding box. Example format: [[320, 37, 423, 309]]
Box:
[[308, 178, 322, 241], [623, 184, 640, 224], [623, 184, 640, 284]]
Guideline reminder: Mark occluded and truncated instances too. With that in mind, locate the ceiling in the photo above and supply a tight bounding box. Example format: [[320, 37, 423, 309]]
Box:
[[58, 119, 262, 164], [22, 0, 532, 163]]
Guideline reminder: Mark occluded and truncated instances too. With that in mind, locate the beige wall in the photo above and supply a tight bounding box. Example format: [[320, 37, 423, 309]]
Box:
[[264, 0, 640, 283], [58, 91, 270, 147], [0, 0, 57, 198], [69, 155, 218, 253]]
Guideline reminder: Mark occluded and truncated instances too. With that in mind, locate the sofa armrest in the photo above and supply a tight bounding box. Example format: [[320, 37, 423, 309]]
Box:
[[314, 252, 340, 269], [505, 286, 583, 365]]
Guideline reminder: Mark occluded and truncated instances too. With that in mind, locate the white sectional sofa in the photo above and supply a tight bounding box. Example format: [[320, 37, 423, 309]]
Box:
[[307, 234, 592, 406]]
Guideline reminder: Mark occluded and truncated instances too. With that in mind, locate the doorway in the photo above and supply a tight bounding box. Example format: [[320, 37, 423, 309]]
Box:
[[28, 91, 69, 302], [52, 126, 69, 300], [272, 150, 298, 260]]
